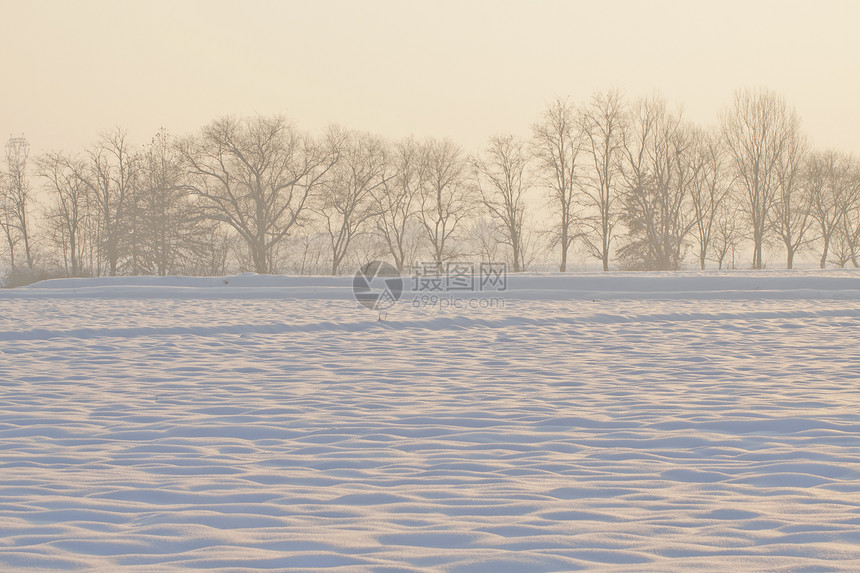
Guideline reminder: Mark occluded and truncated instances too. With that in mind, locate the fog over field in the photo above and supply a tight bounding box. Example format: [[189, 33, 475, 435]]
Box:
[[2, 1, 860, 571]]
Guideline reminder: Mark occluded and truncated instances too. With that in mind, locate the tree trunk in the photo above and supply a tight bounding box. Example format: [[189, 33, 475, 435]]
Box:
[[511, 240, 521, 273], [109, 248, 118, 276], [4, 231, 14, 271], [752, 240, 763, 269], [22, 232, 33, 271], [559, 227, 567, 272], [252, 243, 268, 274], [820, 239, 829, 269], [69, 235, 77, 277]]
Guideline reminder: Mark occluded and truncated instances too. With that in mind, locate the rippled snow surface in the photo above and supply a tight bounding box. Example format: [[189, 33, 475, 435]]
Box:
[[1, 274, 860, 571]]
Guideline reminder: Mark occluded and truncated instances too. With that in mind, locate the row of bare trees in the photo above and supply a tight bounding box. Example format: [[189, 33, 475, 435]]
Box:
[[181, 119, 483, 275], [532, 88, 860, 271], [1, 137, 36, 274], [2, 88, 860, 281], [33, 129, 226, 280]]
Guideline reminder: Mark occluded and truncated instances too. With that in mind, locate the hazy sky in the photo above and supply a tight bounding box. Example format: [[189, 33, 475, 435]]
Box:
[[2, 0, 858, 157]]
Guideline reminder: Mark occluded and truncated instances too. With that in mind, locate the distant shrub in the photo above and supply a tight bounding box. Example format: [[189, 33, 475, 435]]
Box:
[[2, 268, 65, 288]]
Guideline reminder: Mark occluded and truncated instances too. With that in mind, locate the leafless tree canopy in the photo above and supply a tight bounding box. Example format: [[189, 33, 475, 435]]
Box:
[[372, 137, 424, 273], [317, 128, 387, 275], [531, 98, 581, 272], [722, 89, 804, 269], [35, 152, 89, 277], [617, 96, 695, 271], [180, 116, 336, 273], [3, 88, 860, 281], [688, 129, 730, 270], [417, 139, 473, 271], [3, 136, 36, 273], [474, 134, 532, 272], [578, 90, 626, 271]]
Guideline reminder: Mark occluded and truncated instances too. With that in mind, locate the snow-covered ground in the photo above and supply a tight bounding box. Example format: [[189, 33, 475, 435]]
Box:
[[2, 271, 860, 571]]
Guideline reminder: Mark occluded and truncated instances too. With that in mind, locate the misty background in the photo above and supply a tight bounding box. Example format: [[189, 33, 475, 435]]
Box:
[[1, 0, 858, 282]]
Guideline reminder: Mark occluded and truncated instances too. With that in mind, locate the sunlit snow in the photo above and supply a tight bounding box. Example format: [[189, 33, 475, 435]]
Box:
[[1, 272, 860, 571]]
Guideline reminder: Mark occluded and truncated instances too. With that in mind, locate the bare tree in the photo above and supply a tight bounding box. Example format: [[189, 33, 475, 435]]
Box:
[[579, 89, 625, 271], [722, 89, 800, 269], [280, 231, 328, 275], [837, 162, 860, 267], [36, 152, 91, 276], [769, 127, 810, 269], [372, 137, 424, 272], [618, 96, 695, 270], [829, 214, 857, 268], [3, 136, 36, 271], [317, 128, 387, 275], [137, 129, 217, 275], [807, 151, 855, 268], [833, 158, 860, 268], [418, 138, 473, 270], [531, 98, 582, 271], [688, 128, 730, 269], [0, 170, 19, 271], [807, 152, 836, 268], [518, 215, 548, 271], [711, 198, 741, 270], [180, 116, 336, 274], [467, 217, 504, 263], [188, 227, 235, 276], [80, 128, 138, 276], [807, 151, 860, 267], [474, 134, 532, 272]]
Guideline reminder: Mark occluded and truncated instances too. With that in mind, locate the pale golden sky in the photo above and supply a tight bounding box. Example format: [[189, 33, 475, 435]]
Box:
[[1, 0, 858, 156]]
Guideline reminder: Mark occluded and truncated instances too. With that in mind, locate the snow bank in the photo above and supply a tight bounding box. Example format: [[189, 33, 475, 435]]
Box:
[[7, 269, 860, 301]]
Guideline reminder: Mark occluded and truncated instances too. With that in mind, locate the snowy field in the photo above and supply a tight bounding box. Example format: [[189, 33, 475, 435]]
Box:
[[2, 271, 860, 571]]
